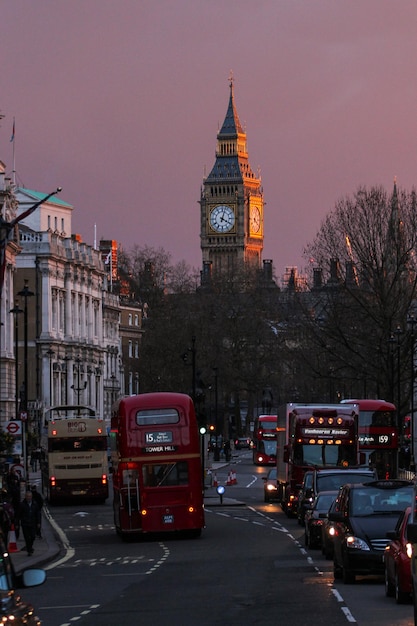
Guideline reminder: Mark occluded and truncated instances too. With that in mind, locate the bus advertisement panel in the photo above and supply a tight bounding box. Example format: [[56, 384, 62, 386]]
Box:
[[111, 392, 205, 538], [40, 405, 109, 504], [252, 415, 277, 465], [341, 399, 398, 478]]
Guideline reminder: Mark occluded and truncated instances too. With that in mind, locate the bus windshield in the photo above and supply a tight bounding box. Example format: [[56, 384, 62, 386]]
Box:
[[359, 410, 396, 428]]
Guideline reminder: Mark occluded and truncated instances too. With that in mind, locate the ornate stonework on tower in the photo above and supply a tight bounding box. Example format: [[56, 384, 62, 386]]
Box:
[[200, 78, 264, 276]]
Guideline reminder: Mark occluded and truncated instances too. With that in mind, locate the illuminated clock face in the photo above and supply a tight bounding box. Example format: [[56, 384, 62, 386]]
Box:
[[210, 205, 235, 233], [250, 206, 261, 233]]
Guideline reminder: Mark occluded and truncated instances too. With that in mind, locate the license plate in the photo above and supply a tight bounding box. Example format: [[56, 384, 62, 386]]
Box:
[[163, 514, 174, 524]]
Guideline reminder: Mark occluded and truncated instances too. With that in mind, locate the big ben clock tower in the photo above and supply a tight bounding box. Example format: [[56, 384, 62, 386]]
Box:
[[200, 77, 264, 275]]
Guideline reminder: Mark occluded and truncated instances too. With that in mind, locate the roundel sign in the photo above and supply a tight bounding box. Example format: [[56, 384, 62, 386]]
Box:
[[6, 421, 22, 435]]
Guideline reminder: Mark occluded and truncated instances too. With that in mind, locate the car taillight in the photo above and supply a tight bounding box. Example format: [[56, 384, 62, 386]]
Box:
[[50, 476, 56, 487], [101, 474, 107, 485]]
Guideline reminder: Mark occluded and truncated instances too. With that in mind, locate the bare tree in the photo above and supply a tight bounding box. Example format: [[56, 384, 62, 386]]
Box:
[[301, 183, 417, 412]]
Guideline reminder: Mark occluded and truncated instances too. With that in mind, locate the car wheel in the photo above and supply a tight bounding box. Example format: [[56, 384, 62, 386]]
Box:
[[395, 571, 410, 604], [385, 566, 395, 597]]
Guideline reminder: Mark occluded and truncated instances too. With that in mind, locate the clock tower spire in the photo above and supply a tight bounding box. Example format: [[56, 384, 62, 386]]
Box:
[[200, 77, 264, 276]]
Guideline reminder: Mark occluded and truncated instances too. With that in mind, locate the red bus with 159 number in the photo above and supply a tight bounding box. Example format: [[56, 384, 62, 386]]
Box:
[[341, 399, 398, 478]]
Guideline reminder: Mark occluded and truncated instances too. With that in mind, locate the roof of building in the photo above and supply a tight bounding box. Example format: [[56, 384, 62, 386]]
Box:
[[17, 187, 73, 209]]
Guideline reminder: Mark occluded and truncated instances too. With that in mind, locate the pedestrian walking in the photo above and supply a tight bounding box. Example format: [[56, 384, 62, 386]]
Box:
[[30, 485, 43, 538], [18, 490, 40, 555]]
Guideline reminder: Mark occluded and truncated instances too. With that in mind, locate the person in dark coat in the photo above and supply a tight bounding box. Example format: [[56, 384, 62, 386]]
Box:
[[18, 490, 40, 555], [30, 485, 43, 538]]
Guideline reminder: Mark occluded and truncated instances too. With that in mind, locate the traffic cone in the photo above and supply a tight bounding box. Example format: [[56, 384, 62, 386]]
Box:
[[213, 473, 218, 488], [7, 524, 18, 553], [231, 469, 237, 485], [226, 471, 232, 486]]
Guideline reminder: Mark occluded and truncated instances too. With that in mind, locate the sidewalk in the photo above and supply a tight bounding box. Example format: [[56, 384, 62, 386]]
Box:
[[8, 468, 61, 574]]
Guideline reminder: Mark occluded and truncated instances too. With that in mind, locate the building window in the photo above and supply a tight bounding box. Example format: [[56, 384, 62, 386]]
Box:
[[134, 314, 139, 326], [128, 313, 132, 326], [51, 289, 58, 331], [128, 340, 133, 358]]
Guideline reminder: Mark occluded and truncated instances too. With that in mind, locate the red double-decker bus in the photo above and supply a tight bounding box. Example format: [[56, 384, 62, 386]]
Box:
[[252, 414, 277, 465], [341, 399, 398, 478], [110, 392, 205, 538]]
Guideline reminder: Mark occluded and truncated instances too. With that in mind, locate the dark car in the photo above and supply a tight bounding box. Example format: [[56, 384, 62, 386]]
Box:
[[384, 506, 412, 603], [321, 496, 341, 560], [0, 529, 46, 624], [297, 467, 377, 526], [297, 467, 378, 526], [304, 490, 338, 549], [262, 468, 278, 502], [331, 479, 414, 584], [234, 437, 252, 450]]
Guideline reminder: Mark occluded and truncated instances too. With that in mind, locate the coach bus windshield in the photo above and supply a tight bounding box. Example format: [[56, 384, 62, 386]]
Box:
[[48, 438, 107, 453], [293, 443, 357, 467]]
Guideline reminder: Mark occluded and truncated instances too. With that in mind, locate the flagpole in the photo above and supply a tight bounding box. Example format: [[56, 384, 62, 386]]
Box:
[[110, 250, 113, 292]]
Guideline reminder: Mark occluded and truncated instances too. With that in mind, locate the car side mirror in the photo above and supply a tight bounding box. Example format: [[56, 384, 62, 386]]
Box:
[[328, 511, 343, 522]]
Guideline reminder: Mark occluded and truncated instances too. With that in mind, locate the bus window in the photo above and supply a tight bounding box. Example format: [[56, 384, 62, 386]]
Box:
[[142, 462, 188, 487], [122, 469, 139, 486], [136, 408, 179, 425]]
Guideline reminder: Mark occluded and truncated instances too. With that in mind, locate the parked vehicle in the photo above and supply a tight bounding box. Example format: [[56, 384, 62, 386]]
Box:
[[304, 490, 338, 549], [331, 479, 413, 584], [298, 467, 378, 525], [262, 468, 278, 502], [384, 506, 412, 603], [276, 403, 359, 517]]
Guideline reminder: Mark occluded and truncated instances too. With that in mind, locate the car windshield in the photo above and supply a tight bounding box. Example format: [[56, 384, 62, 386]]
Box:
[[316, 472, 374, 492], [350, 486, 413, 516], [268, 469, 277, 480], [315, 493, 337, 510]]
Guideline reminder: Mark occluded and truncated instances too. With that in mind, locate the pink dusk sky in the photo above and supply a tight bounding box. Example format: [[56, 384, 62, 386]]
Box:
[[1, 1, 417, 283]]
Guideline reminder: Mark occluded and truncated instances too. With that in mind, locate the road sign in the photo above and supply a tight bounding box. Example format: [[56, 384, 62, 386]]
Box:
[[11, 464, 24, 479], [19, 411, 27, 422], [6, 421, 22, 435]]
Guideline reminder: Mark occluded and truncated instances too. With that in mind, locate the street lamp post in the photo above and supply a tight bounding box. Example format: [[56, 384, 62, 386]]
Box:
[[408, 313, 417, 470], [213, 367, 219, 462], [71, 357, 86, 405], [17, 280, 34, 478], [10, 302, 23, 420]]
